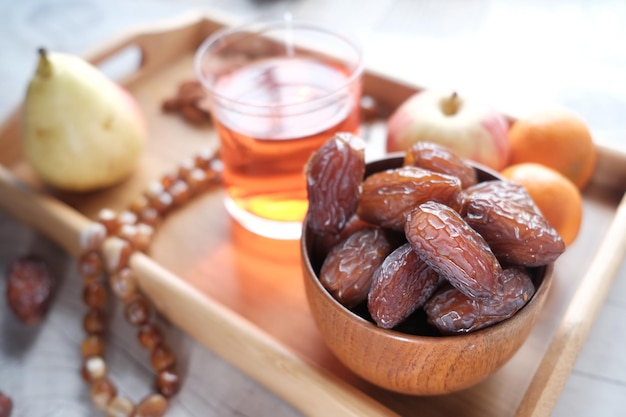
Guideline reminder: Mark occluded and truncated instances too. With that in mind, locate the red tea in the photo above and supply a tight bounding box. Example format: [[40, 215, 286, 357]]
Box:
[[212, 56, 361, 224]]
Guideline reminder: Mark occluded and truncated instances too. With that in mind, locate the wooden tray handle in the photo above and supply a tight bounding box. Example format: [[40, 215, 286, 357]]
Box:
[[516, 191, 626, 417], [0, 165, 88, 256], [83, 10, 238, 84]]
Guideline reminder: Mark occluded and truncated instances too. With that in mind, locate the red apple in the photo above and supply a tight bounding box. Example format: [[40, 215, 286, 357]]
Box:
[[386, 90, 510, 171]]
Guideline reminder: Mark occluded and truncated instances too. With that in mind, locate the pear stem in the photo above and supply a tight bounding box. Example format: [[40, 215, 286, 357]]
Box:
[[36, 48, 52, 78], [441, 92, 461, 116]]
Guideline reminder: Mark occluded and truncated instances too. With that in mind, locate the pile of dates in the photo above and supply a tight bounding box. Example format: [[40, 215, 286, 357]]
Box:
[[305, 134, 565, 335]]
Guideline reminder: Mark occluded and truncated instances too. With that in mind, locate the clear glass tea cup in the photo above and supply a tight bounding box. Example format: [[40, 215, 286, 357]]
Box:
[[195, 14, 364, 240]]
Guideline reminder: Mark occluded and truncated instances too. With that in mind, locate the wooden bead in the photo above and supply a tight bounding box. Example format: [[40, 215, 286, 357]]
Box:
[[82, 356, 107, 382], [168, 180, 191, 207], [83, 308, 106, 334], [176, 157, 195, 179], [109, 268, 138, 303], [83, 282, 107, 309], [129, 223, 154, 253], [194, 148, 213, 169], [98, 208, 122, 235], [133, 394, 168, 417], [155, 367, 181, 398], [150, 344, 175, 372], [90, 377, 117, 410], [78, 250, 104, 277], [106, 396, 135, 417], [81, 335, 105, 358], [138, 323, 162, 351], [102, 239, 133, 273], [138, 207, 161, 228], [145, 182, 173, 215], [160, 172, 178, 190], [185, 168, 211, 193], [83, 274, 103, 286], [130, 195, 149, 215], [117, 210, 138, 226], [125, 295, 152, 326]]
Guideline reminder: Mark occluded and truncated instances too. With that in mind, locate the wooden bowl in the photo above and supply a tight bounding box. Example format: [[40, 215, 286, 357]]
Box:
[[300, 155, 554, 395]]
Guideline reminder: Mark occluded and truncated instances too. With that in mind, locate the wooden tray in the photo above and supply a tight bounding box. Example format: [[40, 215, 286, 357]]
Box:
[[1, 10, 626, 417]]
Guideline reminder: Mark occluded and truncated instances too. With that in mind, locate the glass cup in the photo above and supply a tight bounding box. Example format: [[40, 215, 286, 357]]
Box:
[[195, 14, 364, 240]]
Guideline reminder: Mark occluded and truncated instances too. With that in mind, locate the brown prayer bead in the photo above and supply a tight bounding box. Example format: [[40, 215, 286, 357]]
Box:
[[83, 282, 107, 309], [78, 250, 104, 277], [84, 308, 106, 334], [117, 210, 138, 226], [131, 223, 154, 253], [90, 377, 117, 410], [102, 239, 133, 273], [177, 158, 195, 179], [150, 344, 175, 372], [185, 168, 211, 193], [107, 396, 135, 417], [109, 268, 138, 303], [138, 207, 161, 228], [168, 180, 191, 207], [194, 148, 213, 169], [130, 195, 149, 215], [155, 367, 181, 398], [133, 394, 168, 417], [81, 335, 105, 358], [83, 274, 102, 286], [98, 209, 122, 235], [138, 323, 162, 351], [160, 172, 178, 190], [82, 356, 107, 382], [125, 295, 152, 326]]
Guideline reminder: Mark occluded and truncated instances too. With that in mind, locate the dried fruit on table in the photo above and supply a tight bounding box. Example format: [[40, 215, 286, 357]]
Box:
[[6, 255, 55, 325], [463, 188, 565, 267], [306, 133, 366, 235], [404, 141, 478, 189], [424, 266, 536, 334], [358, 166, 462, 231], [368, 243, 441, 329], [320, 228, 393, 308], [0, 391, 12, 417], [405, 201, 501, 300], [162, 80, 212, 125]]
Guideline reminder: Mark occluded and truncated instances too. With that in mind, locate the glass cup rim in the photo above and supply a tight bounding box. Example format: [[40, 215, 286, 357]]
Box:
[[194, 15, 365, 110]]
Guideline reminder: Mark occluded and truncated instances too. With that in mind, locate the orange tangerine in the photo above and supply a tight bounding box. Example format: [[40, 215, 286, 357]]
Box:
[[501, 162, 583, 246], [507, 109, 596, 189]]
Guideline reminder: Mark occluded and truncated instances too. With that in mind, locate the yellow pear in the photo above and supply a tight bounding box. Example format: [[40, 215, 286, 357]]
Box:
[[22, 48, 146, 191]]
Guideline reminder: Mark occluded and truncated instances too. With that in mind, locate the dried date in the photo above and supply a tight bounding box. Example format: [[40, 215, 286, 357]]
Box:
[[306, 133, 366, 235], [404, 141, 477, 189], [6, 255, 55, 325], [463, 192, 565, 266], [0, 391, 12, 417], [424, 266, 535, 334], [368, 243, 441, 329], [320, 228, 393, 308], [405, 201, 501, 300], [462, 180, 539, 215], [161, 80, 212, 125], [357, 166, 462, 231]]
